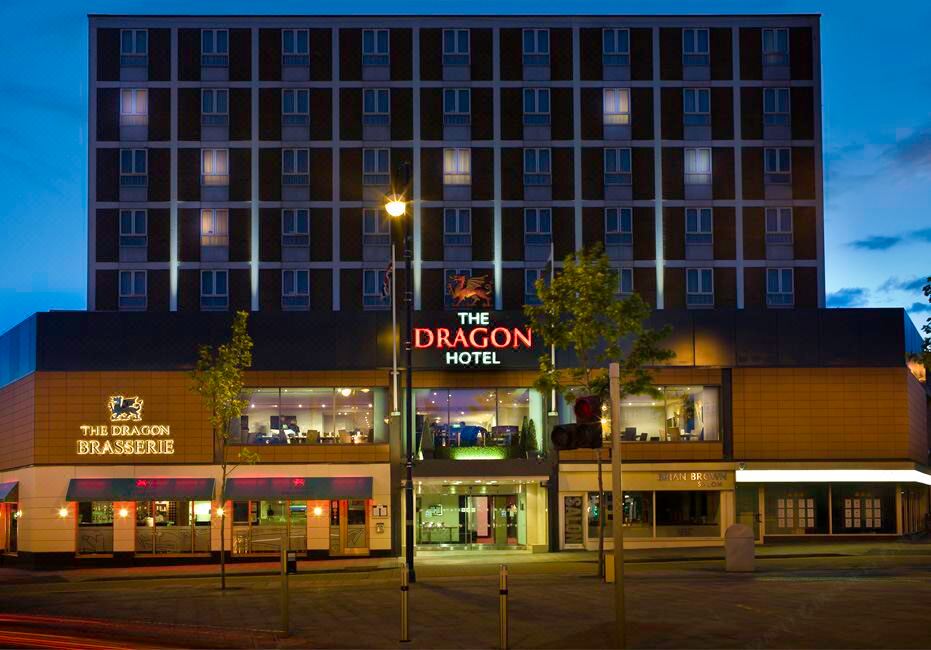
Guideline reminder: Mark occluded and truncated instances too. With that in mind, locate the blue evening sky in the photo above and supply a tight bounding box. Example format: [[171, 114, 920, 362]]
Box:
[[0, 0, 929, 334]]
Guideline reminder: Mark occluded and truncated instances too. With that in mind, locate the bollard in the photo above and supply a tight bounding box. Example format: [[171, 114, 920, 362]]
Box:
[[400, 562, 410, 642], [280, 539, 290, 636], [498, 565, 508, 650]]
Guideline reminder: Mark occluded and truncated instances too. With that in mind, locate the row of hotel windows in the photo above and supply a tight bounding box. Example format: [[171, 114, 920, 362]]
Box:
[[115, 145, 795, 188], [115, 266, 798, 311], [118, 27, 792, 69], [116, 205, 796, 251], [114, 87, 796, 133]]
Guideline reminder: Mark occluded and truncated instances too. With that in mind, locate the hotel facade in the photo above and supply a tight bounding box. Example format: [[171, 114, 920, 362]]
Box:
[[0, 14, 928, 565]]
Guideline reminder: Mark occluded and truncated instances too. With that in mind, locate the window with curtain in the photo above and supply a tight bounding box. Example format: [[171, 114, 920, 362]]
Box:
[[200, 208, 229, 247], [443, 148, 471, 185], [684, 148, 712, 185]]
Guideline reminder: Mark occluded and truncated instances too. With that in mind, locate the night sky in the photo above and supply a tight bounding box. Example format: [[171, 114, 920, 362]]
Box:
[[0, 0, 928, 334]]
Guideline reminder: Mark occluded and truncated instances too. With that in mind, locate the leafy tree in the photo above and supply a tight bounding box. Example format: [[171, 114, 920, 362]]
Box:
[[191, 311, 256, 590], [523, 418, 539, 457], [524, 244, 674, 578], [922, 277, 931, 368]]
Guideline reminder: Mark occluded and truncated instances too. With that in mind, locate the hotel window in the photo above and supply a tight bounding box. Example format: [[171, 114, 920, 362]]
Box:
[[119, 89, 148, 126], [764, 147, 791, 184], [118, 270, 146, 310], [200, 208, 229, 247], [201, 270, 228, 310], [282, 89, 309, 125], [362, 148, 390, 185], [201, 148, 229, 186], [605, 207, 633, 245], [363, 88, 390, 125], [683, 88, 710, 126], [763, 88, 790, 126], [523, 88, 551, 125], [119, 149, 147, 186], [616, 267, 634, 296], [362, 208, 390, 246], [605, 148, 632, 186], [119, 209, 147, 247], [762, 28, 789, 66], [684, 148, 712, 185], [683, 28, 709, 65], [522, 29, 550, 65], [443, 148, 471, 185], [444, 208, 471, 246], [615, 385, 721, 443], [201, 89, 229, 126], [362, 29, 389, 65], [201, 29, 229, 66], [603, 89, 630, 125], [765, 207, 793, 244], [685, 208, 713, 244], [524, 208, 552, 246], [120, 29, 147, 66], [523, 148, 551, 185], [282, 269, 310, 310], [686, 268, 714, 306], [602, 28, 630, 65], [443, 88, 471, 125], [363, 269, 389, 309], [524, 268, 546, 305], [443, 28, 469, 65], [282, 209, 310, 247], [282, 29, 309, 66], [282, 148, 310, 185], [766, 268, 794, 307]]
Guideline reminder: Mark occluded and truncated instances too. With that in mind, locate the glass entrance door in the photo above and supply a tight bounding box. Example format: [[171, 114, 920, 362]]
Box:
[[463, 495, 520, 547], [328, 499, 369, 556]]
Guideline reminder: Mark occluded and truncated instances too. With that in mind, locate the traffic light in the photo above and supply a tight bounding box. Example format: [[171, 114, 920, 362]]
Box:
[[550, 395, 604, 450]]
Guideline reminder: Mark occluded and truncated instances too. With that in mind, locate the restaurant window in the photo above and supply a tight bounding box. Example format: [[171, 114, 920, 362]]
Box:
[[686, 268, 714, 307], [200, 270, 228, 310], [523, 88, 551, 125], [765, 485, 829, 534], [443, 148, 471, 185], [765, 207, 793, 244], [77, 501, 114, 554], [443, 88, 471, 125], [831, 485, 895, 534], [655, 491, 720, 538], [200, 208, 229, 247], [363, 208, 390, 246], [766, 268, 794, 307], [587, 492, 653, 540], [362, 28, 389, 65], [136, 501, 212, 553], [683, 88, 710, 126], [282, 269, 310, 310], [684, 147, 711, 185], [119, 209, 147, 247], [282, 209, 310, 247], [363, 88, 390, 125], [416, 388, 532, 460], [522, 29, 549, 65], [118, 270, 146, 311], [764, 147, 791, 184], [603, 89, 630, 125], [443, 29, 469, 65], [282, 29, 309, 66], [523, 148, 551, 186], [444, 208, 471, 246], [233, 500, 307, 554], [234, 387, 388, 445], [120, 89, 148, 126], [120, 148, 147, 186], [201, 89, 228, 126], [682, 28, 709, 66], [120, 29, 147, 66], [201, 29, 229, 66], [362, 148, 390, 185], [524, 208, 552, 245], [616, 385, 720, 442], [282, 148, 309, 185], [763, 88, 790, 126], [363, 269, 389, 309], [605, 207, 632, 245], [602, 28, 630, 65], [201, 148, 229, 186], [685, 207, 713, 244], [283, 89, 310, 125], [762, 28, 789, 66], [604, 148, 632, 185]]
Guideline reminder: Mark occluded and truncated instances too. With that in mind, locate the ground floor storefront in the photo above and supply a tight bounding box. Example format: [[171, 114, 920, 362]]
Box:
[[0, 464, 392, 566]]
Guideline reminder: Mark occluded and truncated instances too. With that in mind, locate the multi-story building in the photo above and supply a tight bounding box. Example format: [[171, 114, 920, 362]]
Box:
[[0, 15, 927, 567]]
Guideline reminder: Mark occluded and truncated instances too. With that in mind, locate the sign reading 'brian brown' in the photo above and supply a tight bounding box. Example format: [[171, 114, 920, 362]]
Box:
[[77, 395, 175, 456]]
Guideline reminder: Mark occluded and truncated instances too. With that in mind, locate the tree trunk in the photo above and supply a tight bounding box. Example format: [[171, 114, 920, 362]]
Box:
[[597, 447, 605, 580], [220, 463, 227, 590]]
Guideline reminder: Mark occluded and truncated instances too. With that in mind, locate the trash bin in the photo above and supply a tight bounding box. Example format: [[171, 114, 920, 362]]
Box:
[[724, 523, 755, 572], [286, 551, 298, 574]]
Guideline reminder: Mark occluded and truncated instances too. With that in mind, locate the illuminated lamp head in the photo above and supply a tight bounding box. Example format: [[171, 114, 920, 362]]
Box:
[[58, 507, 69, 518], [384, 195, 407, 218], [118, 508, 129, 518]]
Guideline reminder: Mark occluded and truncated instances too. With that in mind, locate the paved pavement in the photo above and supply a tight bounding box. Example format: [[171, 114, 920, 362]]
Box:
[[1, 542, 930, 648]]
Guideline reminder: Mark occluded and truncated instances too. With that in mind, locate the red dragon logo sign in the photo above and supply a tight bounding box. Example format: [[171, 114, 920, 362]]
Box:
[[447, 274, 493, 308]]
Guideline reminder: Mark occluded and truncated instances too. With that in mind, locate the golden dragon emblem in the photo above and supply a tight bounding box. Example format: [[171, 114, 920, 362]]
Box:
[[447, 274, 493, 308]]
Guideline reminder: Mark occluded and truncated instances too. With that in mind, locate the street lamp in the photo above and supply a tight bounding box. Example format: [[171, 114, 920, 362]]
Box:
[[386, 160, 416, 584]]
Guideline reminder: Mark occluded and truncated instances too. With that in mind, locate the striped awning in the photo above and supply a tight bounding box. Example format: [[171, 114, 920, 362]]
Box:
[[224, 477, 373, 500], [0, 481, 17, 502], [65, 478, 215, 502]]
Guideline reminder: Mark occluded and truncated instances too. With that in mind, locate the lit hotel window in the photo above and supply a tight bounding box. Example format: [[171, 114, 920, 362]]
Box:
[[603, 88, 630, 125], [443, 148, 471, 185], [200, 208, 229, 247], [119, 89, 148, 126], [201, 148, 229, 186], [684, 147, 712, 185]]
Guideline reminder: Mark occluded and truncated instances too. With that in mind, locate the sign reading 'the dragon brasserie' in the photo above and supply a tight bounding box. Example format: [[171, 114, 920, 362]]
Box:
[[414, 312, 533, 366]]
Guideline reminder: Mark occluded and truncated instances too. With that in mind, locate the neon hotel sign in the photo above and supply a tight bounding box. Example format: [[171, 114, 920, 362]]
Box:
[[414, 312, 533, 366]]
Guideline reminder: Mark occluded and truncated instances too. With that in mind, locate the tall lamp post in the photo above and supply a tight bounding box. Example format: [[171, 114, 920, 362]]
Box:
[[385, 161, 416, 583]]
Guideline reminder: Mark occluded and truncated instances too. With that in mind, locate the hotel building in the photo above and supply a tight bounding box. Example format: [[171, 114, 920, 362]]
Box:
[[0, 14, 927, 565]]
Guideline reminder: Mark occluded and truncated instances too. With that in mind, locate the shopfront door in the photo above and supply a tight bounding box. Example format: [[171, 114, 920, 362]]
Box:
[[463, 495, 519, 546], [329, 499, 369, 556], [735, 485, 762, 541], [3, 504, 17, 553]]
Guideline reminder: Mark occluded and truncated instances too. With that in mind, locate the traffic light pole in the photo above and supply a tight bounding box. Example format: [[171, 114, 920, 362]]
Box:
[[608, 362, 626, 648]]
